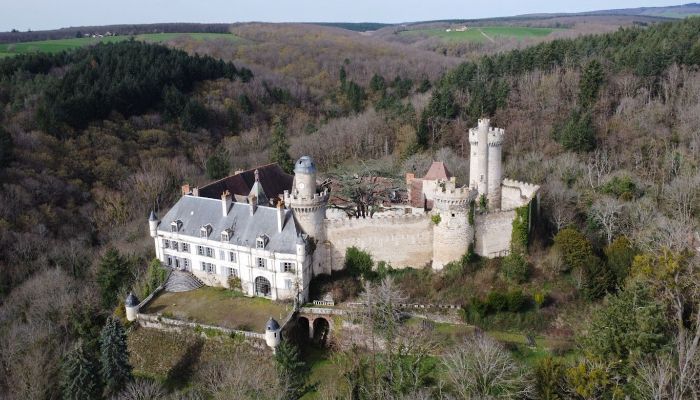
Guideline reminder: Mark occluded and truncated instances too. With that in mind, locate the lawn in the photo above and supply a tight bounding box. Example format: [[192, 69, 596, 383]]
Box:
[[141, 287, 291, 332], [400, 26, 560, 43], [0, 32, 241, 57]]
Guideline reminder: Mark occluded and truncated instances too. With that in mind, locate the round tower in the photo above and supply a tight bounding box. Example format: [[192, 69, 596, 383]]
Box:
[[476, 118, 490, 197], [148, 210, 159, 238], [431, 183, 478, 270], [468, 128, 479, 189], [125, 292, 140, 322], [284, 156, 329, 276], [487, 126, 504, 210], [265, 317, 282, 351]]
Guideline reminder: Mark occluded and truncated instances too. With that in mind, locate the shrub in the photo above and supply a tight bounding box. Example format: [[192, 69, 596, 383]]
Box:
[[553, 227, 594, 272], [227, 275, 242, 291], [431, 214, 441, 225], [486, 291, 508, 313], [506, 290, 528, 312], [604, 236, 636, 285], [344, 247, 374, 280], [500, 252, 530, 283], [601, 176, 640, 200]]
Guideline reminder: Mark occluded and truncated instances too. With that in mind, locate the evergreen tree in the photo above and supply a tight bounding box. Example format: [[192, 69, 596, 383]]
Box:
[[61, 341, 101, 400], [339, 65, 347, 89], [555, 109, 596, 152], [181, 99, 208, 131], [274, 340, 308, 400], [205, 148, 231, 180], [369, 73, 386, 93], [226, 104, 240, 133], [579, 60, 604, 108], [269, 117, 294, 174], [0, 126, 13, 169], [238, 93, 254, 114], [604, 236, 636, 286], [583, 255, 615, 300], [534, 357, 566, 400], [345, 81, 366, 113], [96, 248, 131, 309], [100, 316, 133, 395], [162, 85, 187, 122]]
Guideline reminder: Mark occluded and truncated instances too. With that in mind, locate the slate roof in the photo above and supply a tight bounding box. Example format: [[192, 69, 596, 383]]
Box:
[[294, 156, 317, 174], [159, 196, 300, 254], [423, 162, 452, 181], [197, 164, 293, 201], [125, 292, 140, 307], [266, 317, 280, 331]]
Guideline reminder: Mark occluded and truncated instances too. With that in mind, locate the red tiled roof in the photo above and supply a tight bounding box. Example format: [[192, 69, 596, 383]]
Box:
[[198, 164, 293, 201], [423, 162, 452, 181]]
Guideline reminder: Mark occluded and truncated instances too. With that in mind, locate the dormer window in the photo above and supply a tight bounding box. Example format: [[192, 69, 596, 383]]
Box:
[[200, 224, 212, 238], [171, 220, 182, 232], [221, 229, 232, 242], [256, 235, 269, 249]]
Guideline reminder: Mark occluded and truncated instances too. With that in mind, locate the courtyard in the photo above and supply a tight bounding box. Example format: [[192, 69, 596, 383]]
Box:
[[141, 287, 291, 332]]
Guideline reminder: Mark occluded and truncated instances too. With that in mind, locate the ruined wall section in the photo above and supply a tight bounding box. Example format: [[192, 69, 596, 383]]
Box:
[[501, 179, 540, 211], [474, 210, 515, 258], [324, 213, 433, 271]]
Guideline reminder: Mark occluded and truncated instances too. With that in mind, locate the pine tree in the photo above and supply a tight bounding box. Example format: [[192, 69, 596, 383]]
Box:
[[100, 316, 133, 395], [61, 341, 101, 400], [269, 117, 294, 174], [275, 340, 308, 400], [205, 148, 231, 180], [96, 248, 131, 309], [579, 60, 604, 108]]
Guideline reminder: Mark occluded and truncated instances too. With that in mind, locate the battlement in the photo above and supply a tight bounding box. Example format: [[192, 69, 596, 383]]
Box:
[[325, 212, 429, 228], [283, 188, 329, 207], [487, 127, 505, 146], [501, 179, 540, 196], [501, 178, 540, 209], [468, 128, 478, 144]]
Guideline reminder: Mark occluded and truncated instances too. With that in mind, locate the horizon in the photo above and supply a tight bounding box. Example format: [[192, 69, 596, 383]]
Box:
[[0, 0, 690, 32]]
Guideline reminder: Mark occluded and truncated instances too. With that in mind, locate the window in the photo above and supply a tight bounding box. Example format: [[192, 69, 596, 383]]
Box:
[[197, 246, 205, 256], [163, 239, 170, 249], [256, 235, 268, 249], [229, 252, 236, 263], [200, 224, 212, 238], [285, 279, 292, 289], [183, 259, 190, 269], [220, 250, 225, 260], [182, 243, 190, 253], [170, 220, 182, 232], [166, 256, 173, 267], [205, 247, 214, 258], [256, 257, 266, 269], [282, 262, 295, 273], [226, 267, 237, 277], [172, 241, 179, 251], [221, 229, 232, 242], [201, 262, 215, 274]]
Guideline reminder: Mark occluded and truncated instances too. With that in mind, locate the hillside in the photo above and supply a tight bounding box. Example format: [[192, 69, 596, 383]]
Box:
[[0, 14, 699, 400]]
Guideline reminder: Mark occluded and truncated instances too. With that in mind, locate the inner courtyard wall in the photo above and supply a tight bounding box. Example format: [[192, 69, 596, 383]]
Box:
[[324, 214, 433, 270]]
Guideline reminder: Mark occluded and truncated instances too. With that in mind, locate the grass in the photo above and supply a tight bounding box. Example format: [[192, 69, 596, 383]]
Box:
[[399, 26, 560, 43], [128, 326, 271, 390], [0, 32, 241, 57], [141, 286, 290, 332]]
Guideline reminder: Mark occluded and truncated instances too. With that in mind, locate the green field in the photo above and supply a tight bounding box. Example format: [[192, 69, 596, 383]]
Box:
[[400, 26, 560, 43], [0, 32, 241, 57]]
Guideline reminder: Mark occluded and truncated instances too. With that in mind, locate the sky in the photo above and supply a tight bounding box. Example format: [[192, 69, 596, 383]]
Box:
[[0, 0, 688, 32]]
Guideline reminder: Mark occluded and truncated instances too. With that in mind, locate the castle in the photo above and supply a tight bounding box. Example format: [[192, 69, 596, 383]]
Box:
[[148, 119, 539, 302]]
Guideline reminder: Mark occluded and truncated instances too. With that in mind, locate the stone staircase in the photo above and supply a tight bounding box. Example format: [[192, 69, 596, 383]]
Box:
[[164, 270, 205, 293]]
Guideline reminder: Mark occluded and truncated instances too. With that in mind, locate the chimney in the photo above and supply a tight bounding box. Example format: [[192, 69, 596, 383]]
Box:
[[405, 173, 415, 184], [249, 196, 257, 215], [221, 190, 232, 217], [192, 187, 200, 197], [181, 184, 191, 196], [276, 202, 284, 233]]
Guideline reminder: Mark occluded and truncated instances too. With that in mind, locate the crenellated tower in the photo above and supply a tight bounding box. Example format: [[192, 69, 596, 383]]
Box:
[[284, 156, 330, 276], [431, 181, 478, 270], [469, 118, 504, 210]]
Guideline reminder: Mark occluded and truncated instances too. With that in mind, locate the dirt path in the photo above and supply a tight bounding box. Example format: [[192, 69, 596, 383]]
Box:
[[479, 29, 496, 43]]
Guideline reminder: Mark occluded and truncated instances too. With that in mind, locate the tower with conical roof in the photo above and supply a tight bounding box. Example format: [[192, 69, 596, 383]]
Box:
[[284, 156, 329, 275]]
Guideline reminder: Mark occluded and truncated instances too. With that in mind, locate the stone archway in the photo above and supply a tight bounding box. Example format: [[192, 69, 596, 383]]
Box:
[[297, 316, 310, 344], [312, 317, 330, 346], [254, 276, 271, 297]]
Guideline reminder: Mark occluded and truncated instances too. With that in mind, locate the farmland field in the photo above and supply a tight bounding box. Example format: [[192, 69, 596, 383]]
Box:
[[399, 26, 560, 42], [0, 32, 241, 57]]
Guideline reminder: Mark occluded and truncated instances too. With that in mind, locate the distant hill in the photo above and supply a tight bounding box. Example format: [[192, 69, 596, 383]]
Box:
[[522, 2, 700, 19]]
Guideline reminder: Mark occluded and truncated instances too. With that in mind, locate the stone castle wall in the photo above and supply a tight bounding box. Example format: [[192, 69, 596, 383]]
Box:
[[474, 210, 515, 258], [324, 213, 433, 270], [501, 179, 540, 210]]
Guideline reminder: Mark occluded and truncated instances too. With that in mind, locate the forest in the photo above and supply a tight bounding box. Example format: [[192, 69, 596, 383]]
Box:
[[0, 15, 699, 400]]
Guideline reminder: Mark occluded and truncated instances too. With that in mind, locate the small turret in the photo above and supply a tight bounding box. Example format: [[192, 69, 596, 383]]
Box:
[[125, 292, 140, 322], [148, 210, 159, 238], [293, 156, 317, 199], [265, 317, 281, 351]]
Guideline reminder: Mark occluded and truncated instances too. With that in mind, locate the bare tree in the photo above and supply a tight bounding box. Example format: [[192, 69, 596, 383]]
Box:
[[543, 179, 578, 233], [443, 334, 533, 399], [589, 196, 625, 244], [112, 378, 166, 400], [586, 149, 614, 189]]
